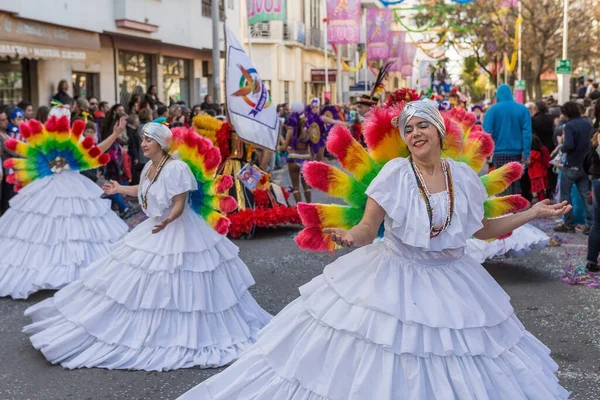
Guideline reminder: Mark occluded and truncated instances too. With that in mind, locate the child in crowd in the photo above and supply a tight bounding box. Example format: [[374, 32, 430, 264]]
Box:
[[528, 135, 551, 201]]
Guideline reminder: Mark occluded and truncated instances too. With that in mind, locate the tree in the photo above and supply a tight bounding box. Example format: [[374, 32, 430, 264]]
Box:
[[414, 0, 600, 100]]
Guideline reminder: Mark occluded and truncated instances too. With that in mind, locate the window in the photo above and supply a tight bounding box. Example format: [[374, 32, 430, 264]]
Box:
[[202, 0, 225, 21], [118, 51, 151, 105], [310, 0, 320, 29], [0, 59, 22, 106], [162, 57, 190, 105], [72, 72, 99, 100], [284, 81, 290, 104]]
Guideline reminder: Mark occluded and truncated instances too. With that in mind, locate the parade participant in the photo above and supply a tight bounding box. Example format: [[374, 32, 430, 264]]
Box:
[[178, 100, 570, 399], [280, 101, 312, 204], [0, 111, 129, 299], [24, 122, 271, 370], [305, 98, 327, 161], [194, 113, 298, 238]]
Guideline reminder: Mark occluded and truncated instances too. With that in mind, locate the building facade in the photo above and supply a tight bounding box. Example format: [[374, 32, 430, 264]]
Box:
[[0, 0, 240, 108]]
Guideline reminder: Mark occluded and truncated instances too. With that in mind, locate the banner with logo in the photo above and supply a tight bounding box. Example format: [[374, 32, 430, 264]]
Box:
[[366, 9, 393, 60], [247, 0, 286, 25], [326, 0, 362, 44], [400, 43, 417, 77], [225, 26, 279, 151], [388, 31, 406, 72]]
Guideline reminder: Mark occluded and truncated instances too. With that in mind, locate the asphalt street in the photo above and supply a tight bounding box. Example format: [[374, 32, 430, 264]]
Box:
[[1, 167, 599, 400]]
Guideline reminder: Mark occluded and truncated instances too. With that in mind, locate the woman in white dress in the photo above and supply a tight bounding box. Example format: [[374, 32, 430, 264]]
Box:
[[178, 100, 570, 399], [23, 122, 271, 371], [0, 113, 129, 299]]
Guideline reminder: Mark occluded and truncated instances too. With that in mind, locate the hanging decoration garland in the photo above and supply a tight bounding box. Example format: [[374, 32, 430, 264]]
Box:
[[331, 44, 367, 73], [405, 30, 447, 59], [503, 16, 523, 73]]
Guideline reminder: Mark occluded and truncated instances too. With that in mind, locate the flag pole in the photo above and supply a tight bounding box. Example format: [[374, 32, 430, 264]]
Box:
[[324, 17, 329, 104], [223, 10, 229, 119], [246, 0, 253, 61]]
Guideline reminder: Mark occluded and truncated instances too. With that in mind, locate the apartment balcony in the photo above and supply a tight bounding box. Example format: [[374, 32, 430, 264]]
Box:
[[305, 27, 324, 49], [249, 21, 308, 44]]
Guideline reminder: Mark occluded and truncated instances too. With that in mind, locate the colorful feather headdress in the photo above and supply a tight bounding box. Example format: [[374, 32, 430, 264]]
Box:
[[2, 116, 109, 191]]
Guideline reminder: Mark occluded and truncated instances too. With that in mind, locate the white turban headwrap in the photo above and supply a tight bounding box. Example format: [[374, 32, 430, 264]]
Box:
[[398, 99, 446, 142], [141, 122, 173, 152]]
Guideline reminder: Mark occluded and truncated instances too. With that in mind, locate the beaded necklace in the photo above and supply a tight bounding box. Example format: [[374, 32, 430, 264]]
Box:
[[140, 154, 170, 211], [409, 156, 455, 238]]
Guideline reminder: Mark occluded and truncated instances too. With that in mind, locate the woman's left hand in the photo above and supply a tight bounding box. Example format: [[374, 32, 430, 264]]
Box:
[[531, 200, 572, 219], [152, 217, 171, 234]]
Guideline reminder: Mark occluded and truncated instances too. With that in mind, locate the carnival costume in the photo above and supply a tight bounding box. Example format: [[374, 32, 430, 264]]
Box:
[[23, 123, 271, 371], [305, 99, 327, 155], [193, 113, 299, 239], [178, 100, 567, 399], [447, 108, 551, 263], [0, 116, 128, 299]]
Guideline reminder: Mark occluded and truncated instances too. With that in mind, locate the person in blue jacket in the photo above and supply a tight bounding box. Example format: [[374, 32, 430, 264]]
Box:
[[483, 84, 532, 195], [7, 108, 24, 141]]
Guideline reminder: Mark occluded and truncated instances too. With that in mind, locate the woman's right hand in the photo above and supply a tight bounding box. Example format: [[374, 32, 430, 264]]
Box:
[[113, 116, 127, 137], [323, 228, 356, 248], [102, 180, 121, 195]]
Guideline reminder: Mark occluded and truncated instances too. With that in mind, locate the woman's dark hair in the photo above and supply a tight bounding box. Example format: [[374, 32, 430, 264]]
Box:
[[531, 135, 542, 151], [139, 107, 152, 123], [535, 100, 548, 114], [127, 93, 140, 114], [146, 85, 157, 95], [17, 100, 31, 110], [58, 79, 68, 92], [560, 101, 582, 119], [593, 100, 600, 128], [100, 104, 123, 140], [35, 105, 50, 124]]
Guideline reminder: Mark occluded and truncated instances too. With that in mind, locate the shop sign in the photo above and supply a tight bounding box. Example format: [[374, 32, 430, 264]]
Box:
[[0, 43, 86, 60], [311, 69, 337, 83]]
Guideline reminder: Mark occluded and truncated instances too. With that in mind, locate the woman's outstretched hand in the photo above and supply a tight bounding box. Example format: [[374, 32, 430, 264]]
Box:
[[531, 200, 572, 219], [323, 228, 356, 248], [102, 180, 121, 195]]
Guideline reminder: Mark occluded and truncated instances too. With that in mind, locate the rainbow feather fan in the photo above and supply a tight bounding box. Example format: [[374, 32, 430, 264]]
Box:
[[2, 116, 109, 191], [170, 126, 236, 235], [295, 95, 529, 252]]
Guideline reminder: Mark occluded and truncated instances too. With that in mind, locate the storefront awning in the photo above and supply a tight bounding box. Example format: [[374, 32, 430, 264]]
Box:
[[0, 12, 100, 60]]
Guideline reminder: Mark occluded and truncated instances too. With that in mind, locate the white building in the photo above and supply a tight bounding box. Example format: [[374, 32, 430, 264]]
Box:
[[0, 0, 240, 107]]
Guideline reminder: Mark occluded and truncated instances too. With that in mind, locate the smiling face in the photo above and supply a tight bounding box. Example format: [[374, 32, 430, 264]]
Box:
[[403, 116, 442, 159], [141, 134, 163, 159]]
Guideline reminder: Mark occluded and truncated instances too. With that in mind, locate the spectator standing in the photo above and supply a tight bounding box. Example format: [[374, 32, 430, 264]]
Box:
[[53, 79, 74, 106], [71, 97, 93, 123], [585, 78, 595, 98], [156, 104, 168, 120], [126, 114, 142, 184], [35, 106, 50, 124], [483, 84, 532, 195], [0, 108, 14, 214], [88, 97, 99, 113], [143, 85, 159, 112], [200, 94, 219, 114], [126, 93, 141, 115], [555, 101, 593, 233], [589, 83, 600, 101], [584, 132, 600, 271], [7, 108, 24, 140], [17, 101, 34, 121], [532, 100, 558, 193], [577, 79, 587, 99]]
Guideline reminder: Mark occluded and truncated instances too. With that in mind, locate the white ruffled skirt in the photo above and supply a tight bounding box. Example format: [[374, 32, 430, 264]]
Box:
[[23, 206, 272, 371], [178, 239, 568, 400], [0, 171, 128, 299], [466, 223, 550, 264]]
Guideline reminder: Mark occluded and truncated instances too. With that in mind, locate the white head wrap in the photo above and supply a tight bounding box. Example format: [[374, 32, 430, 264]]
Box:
[[398, 99, 446, 142], [48, 105, 71, 119], [291, 101, 305, 114], [141, 122, 173, 152]]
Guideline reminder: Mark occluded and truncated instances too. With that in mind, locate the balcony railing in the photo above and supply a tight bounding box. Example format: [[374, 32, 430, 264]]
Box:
[[306, 27, 324, 49], [250, 22, 271, 38]]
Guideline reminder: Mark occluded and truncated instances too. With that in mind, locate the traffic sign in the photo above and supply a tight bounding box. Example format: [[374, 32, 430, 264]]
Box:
[[515, 80, 526, 90], [555, 59, 572, 75]]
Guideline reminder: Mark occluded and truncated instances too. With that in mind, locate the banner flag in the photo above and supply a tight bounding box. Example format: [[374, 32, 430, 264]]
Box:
[[225, 26, 279, 151], [366, 9, 393, 60], [247, 0, 286, 25], [388, 31, 406, 72], [326, 0, 362, 44]]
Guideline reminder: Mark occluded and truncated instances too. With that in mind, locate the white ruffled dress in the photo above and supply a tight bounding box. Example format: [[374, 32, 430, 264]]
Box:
[[23, 160, 272, 371], [0, 170, 128, 299], [178, 158, 568, 400], [466, 223, 550, 264]]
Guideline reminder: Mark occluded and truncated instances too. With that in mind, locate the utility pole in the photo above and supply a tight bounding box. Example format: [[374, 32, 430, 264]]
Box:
[[557, 0, 570, 104], [212, 0, 221, 105]]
